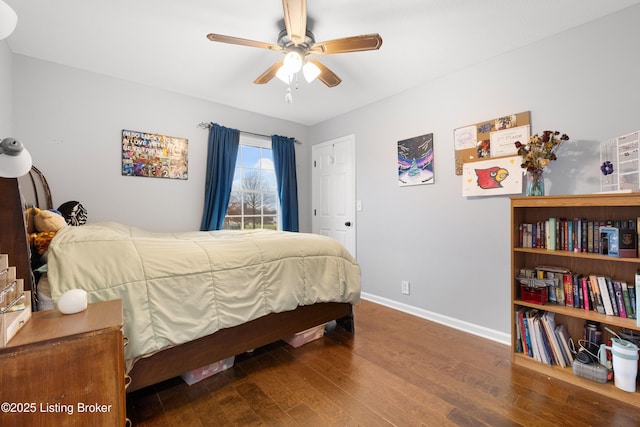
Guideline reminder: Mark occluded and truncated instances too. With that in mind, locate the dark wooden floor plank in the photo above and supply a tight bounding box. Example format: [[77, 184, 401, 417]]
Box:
[[235, 350, 304, 413], [285, 403, 327, 426], [127, 300, 640, 426], [233, 380, 298, 426], [271, 344, 397, 426], [285, 339, 458, 426]]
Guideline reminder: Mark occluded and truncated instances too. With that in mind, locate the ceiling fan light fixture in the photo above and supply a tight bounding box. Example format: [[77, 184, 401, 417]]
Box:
[[276, 66, 293, 84], [283, 50, 303, 74], [0, 0, 18, 40], [302, 61, 321, 83]]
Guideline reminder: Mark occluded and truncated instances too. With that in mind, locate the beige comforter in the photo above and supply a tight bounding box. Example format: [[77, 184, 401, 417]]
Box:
[[46, 223, 360, 371]]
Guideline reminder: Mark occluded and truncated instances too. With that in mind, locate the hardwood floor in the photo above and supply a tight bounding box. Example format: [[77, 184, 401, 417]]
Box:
[[126, 300, 640, 426]]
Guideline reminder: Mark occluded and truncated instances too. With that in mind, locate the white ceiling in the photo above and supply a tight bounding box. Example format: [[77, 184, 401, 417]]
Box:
[[5, 0, 640, 126]]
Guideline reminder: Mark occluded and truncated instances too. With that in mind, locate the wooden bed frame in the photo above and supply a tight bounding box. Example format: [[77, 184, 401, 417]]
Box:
[[127, 302, 353, 392], [2, 173, 355, 393]]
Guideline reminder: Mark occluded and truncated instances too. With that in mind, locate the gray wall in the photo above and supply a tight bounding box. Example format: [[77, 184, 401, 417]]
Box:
[[309, 5, 640, 336], [11, 56, 311, 232], [0, 41, 11, 134], [8, 5, 640, 339]]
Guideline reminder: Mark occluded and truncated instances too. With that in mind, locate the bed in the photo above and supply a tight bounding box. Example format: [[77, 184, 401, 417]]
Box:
[[10, 171, 360, 392]]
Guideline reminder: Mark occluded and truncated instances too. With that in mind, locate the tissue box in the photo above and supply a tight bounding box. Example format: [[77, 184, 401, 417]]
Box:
[[181, 356, 234, 385], [283, 324, 325, 348]]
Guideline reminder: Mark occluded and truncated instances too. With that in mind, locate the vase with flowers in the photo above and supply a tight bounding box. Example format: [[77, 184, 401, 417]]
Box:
[[515, 130, 569, 196]]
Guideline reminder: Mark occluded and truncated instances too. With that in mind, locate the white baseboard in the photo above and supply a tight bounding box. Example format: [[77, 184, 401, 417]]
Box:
[[360, 292, 511, 346]]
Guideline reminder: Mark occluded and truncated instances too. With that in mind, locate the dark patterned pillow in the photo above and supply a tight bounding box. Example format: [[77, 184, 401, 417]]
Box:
[[57, 201, 88, 226]]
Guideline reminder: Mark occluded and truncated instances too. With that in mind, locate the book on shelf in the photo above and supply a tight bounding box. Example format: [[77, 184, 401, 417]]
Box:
[[605, 277, 619, 316], [547, 218, 556, 251], [627, 281, 636, 320], [521, 309, 533, 358], [516, 308, 573, 368], [518, 216, 640, 258], [619, 228, 638, 258], [636, 272, 640, 327], [588, 275, 605, 314], [574, 274, 583, 309], [582, 276, 591, 311], [613, 281, 627, 318], [594, 221, 602, 254], [563, 273, 574, 307], [567, 220, 574, 252], [525, 313, 541, 363], [555, 323, 574, 365], [533, 314, 553, 366], [621, 282, 634, 319], [600, 227, 619, 257], [514, 307, 523, 353], [518, 263, 638, 319], [540, 311, 567, 368], [596, 276, 615, 316]]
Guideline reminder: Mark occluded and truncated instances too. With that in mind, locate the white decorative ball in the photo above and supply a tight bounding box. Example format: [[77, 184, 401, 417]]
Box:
[[58, 289, 88, 314]]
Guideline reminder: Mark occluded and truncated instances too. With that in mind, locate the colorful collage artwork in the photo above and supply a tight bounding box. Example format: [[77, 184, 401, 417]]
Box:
[[122, 129, 188, 180]]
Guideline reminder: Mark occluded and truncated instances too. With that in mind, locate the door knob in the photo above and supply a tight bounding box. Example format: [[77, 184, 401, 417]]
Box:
[[345, 221, 352, 227]]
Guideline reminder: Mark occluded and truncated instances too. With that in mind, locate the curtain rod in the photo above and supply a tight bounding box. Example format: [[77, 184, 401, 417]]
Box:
[[198, 122, 301, 144]]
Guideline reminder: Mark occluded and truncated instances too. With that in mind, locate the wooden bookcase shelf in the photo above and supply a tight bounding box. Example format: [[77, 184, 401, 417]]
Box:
[[510, 194, 640, 407]]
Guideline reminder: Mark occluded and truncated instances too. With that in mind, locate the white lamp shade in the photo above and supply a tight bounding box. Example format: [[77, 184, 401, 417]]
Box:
[[303, 61, 321, 83], [283, 51, 303, 74], [0, 0, 17, 41], [0, 138, 32, 178], [276, 66, 293, 84]]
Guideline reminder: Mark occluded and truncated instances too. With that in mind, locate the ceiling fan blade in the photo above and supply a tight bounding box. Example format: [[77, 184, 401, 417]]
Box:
[[253, 60, 284, 84], [282, 0, 307, 45], [309, 34, 383, 54], [308, 58, 341, 87], [207, 33, 282, 51]]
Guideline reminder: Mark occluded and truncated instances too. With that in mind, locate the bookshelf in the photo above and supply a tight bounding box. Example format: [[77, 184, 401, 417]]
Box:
[[511, 194, 640, 406]]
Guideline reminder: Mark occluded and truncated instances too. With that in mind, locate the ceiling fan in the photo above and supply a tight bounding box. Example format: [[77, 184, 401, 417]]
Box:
[[206, 0, 382, 88]]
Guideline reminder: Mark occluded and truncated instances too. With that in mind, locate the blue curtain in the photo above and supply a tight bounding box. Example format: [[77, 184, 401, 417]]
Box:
[[271, 135, 299, 232], [200, 123, 240, 231]]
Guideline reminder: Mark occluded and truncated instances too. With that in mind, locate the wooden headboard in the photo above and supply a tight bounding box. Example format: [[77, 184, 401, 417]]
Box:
[[0, 167, 52, 293], [18, 166, 53, 211], [0, 178, 34, 292]]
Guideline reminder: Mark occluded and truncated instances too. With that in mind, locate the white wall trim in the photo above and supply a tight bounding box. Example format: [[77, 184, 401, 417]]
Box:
[[361, 292, 511, 346]]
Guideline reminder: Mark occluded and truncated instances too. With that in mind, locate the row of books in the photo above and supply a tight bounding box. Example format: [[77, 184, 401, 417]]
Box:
[[515, 308, 574, 368], [518, 217, 638, 257], [519, 266, 638, 321]]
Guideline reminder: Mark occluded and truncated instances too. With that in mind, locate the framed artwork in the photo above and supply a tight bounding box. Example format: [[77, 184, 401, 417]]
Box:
[[454, 111, 530, 175], [121, 129, 188, 179], [462, 156, 523, 197], [398, 133, 434, 187]]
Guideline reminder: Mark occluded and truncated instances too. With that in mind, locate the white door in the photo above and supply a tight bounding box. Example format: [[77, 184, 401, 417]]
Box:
[[312, 135, 356, 257]]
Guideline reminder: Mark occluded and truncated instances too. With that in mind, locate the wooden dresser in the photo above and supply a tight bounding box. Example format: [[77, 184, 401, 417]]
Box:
[[0, 299, 126, 426]]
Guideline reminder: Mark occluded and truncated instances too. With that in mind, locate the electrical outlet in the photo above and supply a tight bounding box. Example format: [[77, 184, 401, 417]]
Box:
[[401, 280, 410, 295]]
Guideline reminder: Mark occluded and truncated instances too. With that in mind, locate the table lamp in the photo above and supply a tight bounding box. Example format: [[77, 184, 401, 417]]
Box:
[[0, 138, 32, 178]]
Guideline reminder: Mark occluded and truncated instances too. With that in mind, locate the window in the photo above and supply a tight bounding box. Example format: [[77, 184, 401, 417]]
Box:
[[223, 136, 279, 230]]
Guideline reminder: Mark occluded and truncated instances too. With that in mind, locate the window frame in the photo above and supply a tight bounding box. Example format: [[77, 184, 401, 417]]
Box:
[[223, 135, 280, 230]]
